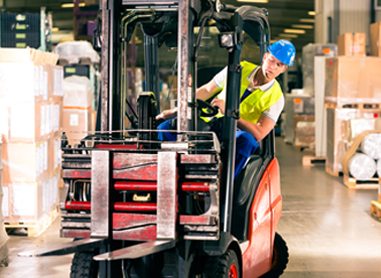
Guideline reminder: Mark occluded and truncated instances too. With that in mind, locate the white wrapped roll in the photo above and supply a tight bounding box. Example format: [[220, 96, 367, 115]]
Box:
[[349, 153, 377, 180], [377, 159, 381, 177], [360, 133, 381, 159]]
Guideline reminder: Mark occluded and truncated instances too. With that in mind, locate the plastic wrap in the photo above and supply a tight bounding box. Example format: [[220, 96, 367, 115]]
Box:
[[348, 153, 377, 180], [54, 41, 100, 64], [294, 121, 315, 148], [360, 133, 381, 159], [302, 43, 337, 96], [63, 76, 93, 108], [324, 57, 381, 103]]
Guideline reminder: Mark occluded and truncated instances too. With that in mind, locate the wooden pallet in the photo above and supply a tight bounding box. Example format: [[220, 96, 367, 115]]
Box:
[[343, 175, 380, 190], [370, 200, 381, 221], [302, 155, 326, 167], [325, 101, 381, 110], [294, 144, 314, 152], [5, 207, 59, 237]]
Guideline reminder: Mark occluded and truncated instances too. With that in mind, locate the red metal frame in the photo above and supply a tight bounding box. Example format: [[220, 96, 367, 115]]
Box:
[[242, 158, 282, 277]]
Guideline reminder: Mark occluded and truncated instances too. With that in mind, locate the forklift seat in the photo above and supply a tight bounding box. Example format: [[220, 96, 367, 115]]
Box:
[[232, 153, 267, 241]]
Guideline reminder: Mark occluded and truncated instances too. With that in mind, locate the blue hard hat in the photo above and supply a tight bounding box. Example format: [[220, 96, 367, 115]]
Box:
[[268, 39, 296, 66]]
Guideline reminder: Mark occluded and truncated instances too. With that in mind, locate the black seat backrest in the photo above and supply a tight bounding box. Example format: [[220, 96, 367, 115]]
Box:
[[231, 154, 269, 241]]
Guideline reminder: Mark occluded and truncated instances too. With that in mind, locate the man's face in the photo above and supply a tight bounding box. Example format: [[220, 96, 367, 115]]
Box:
[[261, 52, 287, 80]]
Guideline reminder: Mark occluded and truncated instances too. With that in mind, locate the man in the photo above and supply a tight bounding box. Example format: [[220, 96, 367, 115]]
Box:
[[157, 39, 296, 176]]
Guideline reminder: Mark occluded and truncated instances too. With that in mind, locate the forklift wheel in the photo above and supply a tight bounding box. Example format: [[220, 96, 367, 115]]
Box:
[[261, 233, 289, 278], [70, 251, 99, 278], [202, 249, 240, 278]]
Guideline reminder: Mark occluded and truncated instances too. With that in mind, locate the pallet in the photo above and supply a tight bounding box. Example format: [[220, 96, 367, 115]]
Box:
[[343, 175, 380, 190], [325, 101, 381, 110], [5, 207, 59, 237], [302, 155, 326, 167], [370, 200, 381, 221], [294, 144, 314, 152]]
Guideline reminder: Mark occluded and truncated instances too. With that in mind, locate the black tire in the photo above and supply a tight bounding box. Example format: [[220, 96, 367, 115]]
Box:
[[261, 233, 289, 278], [202, 249, 240, 278], [70, 251, 99, 278]]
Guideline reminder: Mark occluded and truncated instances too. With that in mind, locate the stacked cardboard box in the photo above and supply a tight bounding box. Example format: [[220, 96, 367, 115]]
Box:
[[63, 75, 94, 146], [0, 48, 63, 235], [337, 32, 366, 56], [325, 56, 381, 105]]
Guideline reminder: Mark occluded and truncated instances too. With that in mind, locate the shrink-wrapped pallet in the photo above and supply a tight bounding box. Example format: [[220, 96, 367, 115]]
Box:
[[348, 153, 377, 180], [360, 133, 381, 160]]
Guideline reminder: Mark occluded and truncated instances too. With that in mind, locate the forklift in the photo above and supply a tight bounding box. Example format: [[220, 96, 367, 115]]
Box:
[[21, 1, 289, 277]]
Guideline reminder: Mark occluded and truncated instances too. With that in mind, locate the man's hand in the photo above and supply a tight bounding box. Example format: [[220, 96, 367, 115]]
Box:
[[211, 98, 225, 114], [156, 108, 177, 120]]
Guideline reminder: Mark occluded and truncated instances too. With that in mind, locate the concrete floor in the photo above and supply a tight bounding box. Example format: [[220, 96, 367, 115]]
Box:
[[1, 139, 381, 277]]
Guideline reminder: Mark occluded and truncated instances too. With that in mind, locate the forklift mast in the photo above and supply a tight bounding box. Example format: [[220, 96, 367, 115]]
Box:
[[20, 2, 285, 278]]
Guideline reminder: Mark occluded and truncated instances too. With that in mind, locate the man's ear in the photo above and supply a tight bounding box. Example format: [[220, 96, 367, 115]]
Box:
[[281, 65, 288, 74]]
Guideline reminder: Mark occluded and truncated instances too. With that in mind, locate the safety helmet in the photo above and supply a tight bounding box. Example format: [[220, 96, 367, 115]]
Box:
[[268, 39, 296, 66]]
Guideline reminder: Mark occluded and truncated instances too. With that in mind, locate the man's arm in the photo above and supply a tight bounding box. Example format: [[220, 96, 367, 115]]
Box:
[[237, 115, 276, 141], [196, 79, 220, 101], [157, 79, 220, 120]]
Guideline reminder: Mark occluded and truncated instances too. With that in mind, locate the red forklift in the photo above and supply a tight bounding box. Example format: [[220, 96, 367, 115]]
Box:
[[22, 1, 289, 277]]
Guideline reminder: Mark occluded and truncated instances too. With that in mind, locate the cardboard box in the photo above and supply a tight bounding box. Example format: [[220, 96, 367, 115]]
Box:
[[1, 178, 59, 224], [0, 63, 48, 101], [283, 94, 315, 144], [45, 64, 64, 100], [63, 107, 92, 146], [48, 135, 62, 176], [2, 140, 49, 183], [63, 75, 93, 108], [325, 56, 381, 103], [338, 33, 366, 56], [1, 100, 54, 143], [370, 22, 381, 57], [0, 48, 58, 65], [293, 115, 315, 149]]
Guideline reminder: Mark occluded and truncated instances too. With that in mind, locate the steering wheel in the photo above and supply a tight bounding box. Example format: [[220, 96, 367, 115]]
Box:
[[197, 99, 219, 117]]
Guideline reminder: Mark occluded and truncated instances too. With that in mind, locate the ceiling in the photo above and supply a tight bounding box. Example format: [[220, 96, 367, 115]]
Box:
[[0, 0, 315, 51]]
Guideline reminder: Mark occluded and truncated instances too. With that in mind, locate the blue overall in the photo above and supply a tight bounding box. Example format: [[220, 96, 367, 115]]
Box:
[[157, 88, 259, 177]]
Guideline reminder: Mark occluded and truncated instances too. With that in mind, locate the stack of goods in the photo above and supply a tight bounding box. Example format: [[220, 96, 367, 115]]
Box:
[[55, 41, 99, 138], [324, 29, 381, 176], [302, 43, 337, 96], [337, 32, 366, 56], [325, 109, 381, 176], [283, 91, 315, 149], [63, 76, 94, 146], [341, 131, 381, 189], [0, 48, 63, 236], [348, 133, 381, 180]]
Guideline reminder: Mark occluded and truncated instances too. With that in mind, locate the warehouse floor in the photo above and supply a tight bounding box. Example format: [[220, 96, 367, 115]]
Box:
[[1, 138, 381, 277]]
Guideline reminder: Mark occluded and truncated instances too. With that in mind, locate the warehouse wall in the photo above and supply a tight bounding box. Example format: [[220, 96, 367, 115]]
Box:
[[315, 0, 375, 47], [339, 0, 371, 41], [315, 0, 336, 44]]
